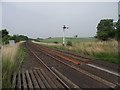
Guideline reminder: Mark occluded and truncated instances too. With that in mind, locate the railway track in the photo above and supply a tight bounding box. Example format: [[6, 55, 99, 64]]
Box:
[[23, 41, 119, 89], [34, 43, 120, 85], [26, 43, 80, 89], [34, 43, 119, 72], [11, 42, 82, 89], [51, 47, 120, 73], [33, 42, 120, 77], [33, 42, 120, 76]]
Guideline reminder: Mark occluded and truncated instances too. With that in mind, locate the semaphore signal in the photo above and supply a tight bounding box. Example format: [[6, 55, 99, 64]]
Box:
[[62, 25, 69, 46]]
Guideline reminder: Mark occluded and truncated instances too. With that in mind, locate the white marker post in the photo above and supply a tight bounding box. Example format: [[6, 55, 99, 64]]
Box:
[[62, 25, 69, 46]]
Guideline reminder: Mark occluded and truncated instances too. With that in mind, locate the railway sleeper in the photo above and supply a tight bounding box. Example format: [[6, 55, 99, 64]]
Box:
[[51, 67, 80, 89], [11, 68, 81, 89]]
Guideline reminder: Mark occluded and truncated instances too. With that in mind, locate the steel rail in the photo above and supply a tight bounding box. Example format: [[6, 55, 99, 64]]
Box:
[[26, 42, 81, 89], [31, 43, 117, 89], [35, 43, 120, 77]]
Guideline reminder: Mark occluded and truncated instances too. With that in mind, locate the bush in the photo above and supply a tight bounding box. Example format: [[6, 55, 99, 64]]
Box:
[[54, 41, 58, 44], [96, 19, 116, 41], [67, 41, 72, 46]]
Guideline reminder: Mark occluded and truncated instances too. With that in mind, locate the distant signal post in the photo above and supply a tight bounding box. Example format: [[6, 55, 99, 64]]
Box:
[[62, 25, 69, 46]]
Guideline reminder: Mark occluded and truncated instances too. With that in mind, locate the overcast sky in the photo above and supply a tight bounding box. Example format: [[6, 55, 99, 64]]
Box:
[[2, 2, 118, 38], [118, 1, 120, 15]]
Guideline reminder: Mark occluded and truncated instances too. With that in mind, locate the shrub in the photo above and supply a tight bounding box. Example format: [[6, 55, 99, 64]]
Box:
[[54, 41, 58, 44], [67, 41, 72, 46]]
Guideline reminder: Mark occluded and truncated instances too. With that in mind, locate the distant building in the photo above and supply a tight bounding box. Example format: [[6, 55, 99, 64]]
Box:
[[9, 40, 15, 46]]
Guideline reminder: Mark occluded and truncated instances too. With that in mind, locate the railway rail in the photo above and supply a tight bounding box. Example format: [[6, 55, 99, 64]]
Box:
[[51, 46, 120, 73], [34, 43, 119, 73], [11, 42, 81, 89], [33, 42, 119, 76], [25, 42, 119, 89], [11, 41, 119, 89], [33, 43, 120, 85], [34, 43, 119, 72], [26, 44, 80, 89]]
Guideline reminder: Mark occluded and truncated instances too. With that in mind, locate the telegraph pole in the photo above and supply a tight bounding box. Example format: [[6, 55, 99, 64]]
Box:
[[62, 25, 69, 46]]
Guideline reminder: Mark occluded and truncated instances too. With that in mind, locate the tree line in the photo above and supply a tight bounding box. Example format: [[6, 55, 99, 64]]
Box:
[[0, 29, 28, 44]]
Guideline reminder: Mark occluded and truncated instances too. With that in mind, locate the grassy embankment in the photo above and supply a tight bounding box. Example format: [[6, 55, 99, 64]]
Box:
[[2, 42, 25, 88], [35, 37, 118, 64]]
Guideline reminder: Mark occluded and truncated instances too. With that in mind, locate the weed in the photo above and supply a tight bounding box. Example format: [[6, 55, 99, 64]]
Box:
[[2, 42, 25, 88], [33, 38, 118, 64]]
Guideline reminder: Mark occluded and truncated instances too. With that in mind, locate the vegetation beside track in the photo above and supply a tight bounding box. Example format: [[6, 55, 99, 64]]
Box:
[[2, 42, 25, 88], [39, 37, 95, 43], [33, 38, 118, 64]]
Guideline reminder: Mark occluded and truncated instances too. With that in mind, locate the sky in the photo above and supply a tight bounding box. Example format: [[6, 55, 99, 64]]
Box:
[[1, 0, 120, 2], [118, 1, 120, 15], [0, 4, 1, 25], [1, 1, 119, 38]]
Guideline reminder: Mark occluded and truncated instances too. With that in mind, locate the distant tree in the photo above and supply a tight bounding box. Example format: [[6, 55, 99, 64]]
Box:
[[2, 35, 10, 44], [1, 29, 9, 38], [10, 34, 28, 43], [94, 35, 97, 38], [37, 37, 43, 40], [10, 35, 19, 42], [116, 15, 120, 40], [18, 35, 28, 41], [0, 29, 10, 44], [0, 29, 29, 44], [96, 19, 116, 41]]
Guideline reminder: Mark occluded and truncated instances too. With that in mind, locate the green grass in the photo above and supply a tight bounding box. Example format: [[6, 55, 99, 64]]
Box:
[[36, 38, 118, 64], [0, 36, 2, 89], [40, 37, 96, 43], [40, 37, 63, 43], [2, 59, 17, 88], [94, 53, 118, 63], [16, 45, 25, 69], [2, 43, 25, 88]]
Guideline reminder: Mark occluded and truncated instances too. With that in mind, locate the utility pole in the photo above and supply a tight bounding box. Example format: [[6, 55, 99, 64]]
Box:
[[62, 25, 69, 46]]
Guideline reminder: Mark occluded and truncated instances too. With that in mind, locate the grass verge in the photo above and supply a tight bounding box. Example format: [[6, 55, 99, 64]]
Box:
[[33, 39, 118, 64], [2, 42, 25, 88]]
